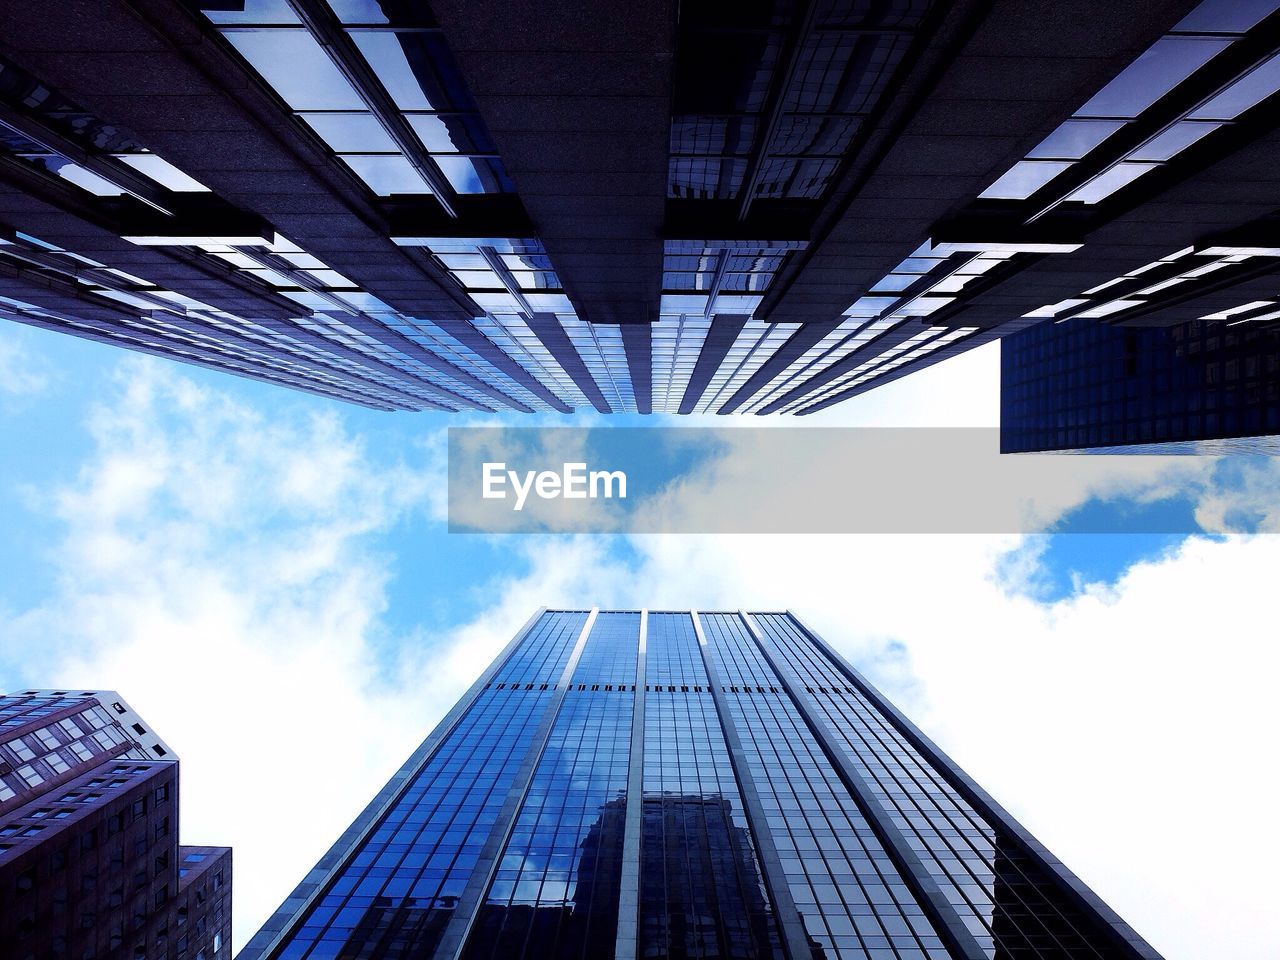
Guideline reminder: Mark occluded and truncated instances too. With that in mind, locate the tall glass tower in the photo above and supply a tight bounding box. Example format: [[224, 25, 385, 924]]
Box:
[[242, 610, 1162, 960]]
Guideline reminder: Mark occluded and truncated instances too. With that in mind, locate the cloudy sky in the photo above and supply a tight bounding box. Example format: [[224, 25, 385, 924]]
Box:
[[0, 320, 1276, 960]]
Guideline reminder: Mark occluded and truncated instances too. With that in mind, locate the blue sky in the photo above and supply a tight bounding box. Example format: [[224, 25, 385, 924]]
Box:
[[0, 320, 1198, 631], [1, 320, 1277, 960]]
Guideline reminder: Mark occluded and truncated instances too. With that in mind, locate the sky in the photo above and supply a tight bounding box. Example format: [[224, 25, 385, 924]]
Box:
[[0, 320, 1277, 960]]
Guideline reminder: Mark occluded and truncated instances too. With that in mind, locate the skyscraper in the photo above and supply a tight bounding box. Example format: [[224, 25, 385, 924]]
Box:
[[2, 0, 1280, 433], [242, 609, 1160, 960], [0, 689, 231, 960], [1001, 316, 1280, 452]]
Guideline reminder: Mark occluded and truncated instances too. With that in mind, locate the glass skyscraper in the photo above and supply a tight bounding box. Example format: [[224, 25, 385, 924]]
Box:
[[242, 609, 1161, 960], [1002, 316, 1280, 452], [4, 0, 1280, 432]]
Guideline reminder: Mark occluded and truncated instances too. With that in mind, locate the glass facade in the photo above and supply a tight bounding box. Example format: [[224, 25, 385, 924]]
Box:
[[670, 0, 936, 203], [641, 613, 784, 959], [274, 611, 588, 960], [6, 0, 1280, 420], [244, 609, 1161, 960], [1002, 317, 1280, 452]]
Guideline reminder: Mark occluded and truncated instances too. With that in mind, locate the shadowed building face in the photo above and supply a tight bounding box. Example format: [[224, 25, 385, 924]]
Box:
[[0, 690, 231, 960], [3, 0, 1280, 445]]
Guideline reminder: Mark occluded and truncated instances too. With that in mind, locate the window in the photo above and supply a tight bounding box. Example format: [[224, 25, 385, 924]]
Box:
[[225, 30, 364, 110], [1066, 162, 1159, 203], [980, 161, 1072, 200], [1076, 36, 1231, 118]]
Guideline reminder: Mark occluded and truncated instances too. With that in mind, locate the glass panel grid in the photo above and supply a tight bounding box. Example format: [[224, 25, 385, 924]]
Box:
[[641, 613, 785, 959], [701, 614, 944, 960], [212, 9, 514, 197], [279, 685, 558, 960], [754, 614, 1126, 957]]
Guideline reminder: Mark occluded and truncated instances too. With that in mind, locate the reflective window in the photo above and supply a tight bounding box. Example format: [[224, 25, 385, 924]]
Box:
[[463, 615, 638, 960], [1076, 36, 1231, 118], [641, 613, 785, 959], [702, 614, 944, 960]]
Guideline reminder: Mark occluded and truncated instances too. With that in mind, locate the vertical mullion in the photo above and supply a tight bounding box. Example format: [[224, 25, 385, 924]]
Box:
[[690, 610, 815, 960], [439, 608, 600, 960], [613, 609, 647, 960], [236, 606, 550, 960], [784, 609, 1164, 960], [737, 611, 988, 960]]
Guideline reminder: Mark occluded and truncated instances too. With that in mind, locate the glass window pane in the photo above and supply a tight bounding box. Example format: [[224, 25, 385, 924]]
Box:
[[116, 154, 209, 192], [979, 160, 1072, 200], [1027, 119, 1126, 159], [340, 155, 432, 195], [326, 0, 390, 23], [51, 161, 125, 196], [351, 33, 433, 109], [1174, 0, 1279, 33], [1129, 121, 1221, 160], [301, 113, 397, 153], [870, 274, 917, 292], [1076, 36, 1232, 118], [1066, 162, 1159, 203], [1188, 52, 1280, 119], [405, 114, 491, 154], [434, 156, 483, 193], [225, 30, 364, 110]]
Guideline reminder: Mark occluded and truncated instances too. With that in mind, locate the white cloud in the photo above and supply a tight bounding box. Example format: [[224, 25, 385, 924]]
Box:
[[0, 326, 54, 399], [601, 529, 1280, 960], [3, 347, 1277, 960], [0, 357, 464, 949]]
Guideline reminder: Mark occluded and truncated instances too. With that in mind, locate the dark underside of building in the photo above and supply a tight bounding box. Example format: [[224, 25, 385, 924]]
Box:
[[0, 0, 1277, 444]]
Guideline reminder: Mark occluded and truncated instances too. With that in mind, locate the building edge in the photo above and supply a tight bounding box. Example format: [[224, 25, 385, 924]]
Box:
[[784, 609, 1166, 960], [236, 607, 550, 960]]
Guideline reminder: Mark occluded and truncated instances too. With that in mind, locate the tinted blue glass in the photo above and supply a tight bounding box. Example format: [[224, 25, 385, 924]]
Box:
[[1002, 318, 1280, 451], [462, 614, 638, 959], [754, 613, 1142, 958], [570, 612, 640, 687], [278, 678, 560, 960], [255, 612, 1152, 960], [641, 613, 784, 959], [493, 611, 590, 686], [701, 614, 944, 960]]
